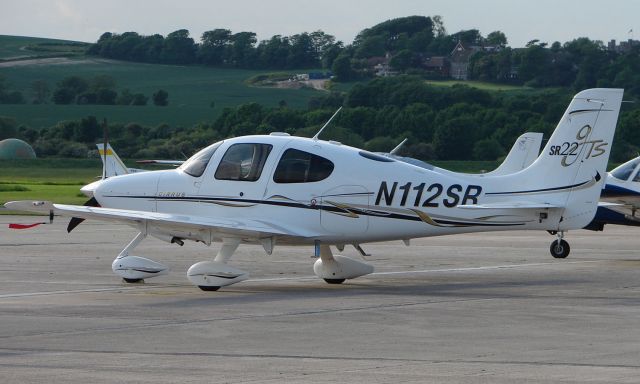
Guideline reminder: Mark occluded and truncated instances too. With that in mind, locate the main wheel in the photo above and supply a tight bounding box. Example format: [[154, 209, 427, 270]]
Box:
[[550, 239, 570, 259], [123, 278, 144, 283], [198, 285, 221, 291], [324, 278, 346, 284]]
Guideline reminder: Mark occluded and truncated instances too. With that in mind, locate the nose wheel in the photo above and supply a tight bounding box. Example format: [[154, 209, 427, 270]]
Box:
[[550, 232, 570, 259]]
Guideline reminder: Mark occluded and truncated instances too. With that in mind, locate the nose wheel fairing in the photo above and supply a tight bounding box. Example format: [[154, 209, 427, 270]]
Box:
[[112, 232, 169, 282]]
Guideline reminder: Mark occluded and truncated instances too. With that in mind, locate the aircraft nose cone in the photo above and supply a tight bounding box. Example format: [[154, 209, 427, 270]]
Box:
[[80, 179, 103, 198]]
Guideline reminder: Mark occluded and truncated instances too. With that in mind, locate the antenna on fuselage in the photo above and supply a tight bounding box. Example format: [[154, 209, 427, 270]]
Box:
[[312, 106, 342, 141], [390, 138, 408, 155], [102, 118, 108, 180]]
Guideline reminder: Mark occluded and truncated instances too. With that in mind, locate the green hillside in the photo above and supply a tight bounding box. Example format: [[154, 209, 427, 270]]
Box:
[[0, 36, 323, 128], [0, 35, 88, 60]]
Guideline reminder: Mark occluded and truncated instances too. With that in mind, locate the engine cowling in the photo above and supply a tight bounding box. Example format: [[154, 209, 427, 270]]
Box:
[[111, 256, 169, 280], [187, 261, 249, 288]]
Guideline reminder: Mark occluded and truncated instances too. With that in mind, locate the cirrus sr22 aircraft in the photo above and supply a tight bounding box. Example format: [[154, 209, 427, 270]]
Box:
[[6, 88, 624, 291]]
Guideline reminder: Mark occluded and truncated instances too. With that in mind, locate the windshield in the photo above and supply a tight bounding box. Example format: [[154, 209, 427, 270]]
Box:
[[179, 141, 223, 177], [610, 158, 640, 181]]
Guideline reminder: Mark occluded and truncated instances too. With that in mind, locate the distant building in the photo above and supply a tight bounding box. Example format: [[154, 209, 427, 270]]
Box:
[[422, 56, 449, 77], [449, 41, 482, 80], [367, 53, 398, 77], [0, 138, 36, 160], [607, 39, 640, 53]]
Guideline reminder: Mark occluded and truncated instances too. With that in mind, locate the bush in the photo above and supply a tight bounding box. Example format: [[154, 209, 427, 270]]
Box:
[[153, 89, 169, 106], [131, 93, 148, 106], [472, 138, 505, 160], [58, 141, 89, 158], [52, 88, 75, 104]]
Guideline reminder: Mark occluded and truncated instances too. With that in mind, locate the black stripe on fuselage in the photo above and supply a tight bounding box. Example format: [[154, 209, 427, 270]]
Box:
[[485, 179, 590, 196], [102, 194, 524, 227]]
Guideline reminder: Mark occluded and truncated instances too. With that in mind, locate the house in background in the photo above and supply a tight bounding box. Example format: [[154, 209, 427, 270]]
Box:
[[422, 56, 449, 77], [449, 41, 482, 80]]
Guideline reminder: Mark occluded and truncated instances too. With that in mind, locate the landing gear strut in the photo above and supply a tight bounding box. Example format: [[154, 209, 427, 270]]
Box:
[[550, 231, 570, 259]]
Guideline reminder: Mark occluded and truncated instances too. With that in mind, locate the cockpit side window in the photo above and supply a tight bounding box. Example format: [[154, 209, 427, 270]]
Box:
[[179, 141, 223, 177], [273, 148, 334, 183], [215, 143, 273, 181], [611, 159, 640, 181]]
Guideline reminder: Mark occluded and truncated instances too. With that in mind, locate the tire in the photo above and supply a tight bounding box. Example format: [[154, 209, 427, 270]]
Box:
[[324, 278, 346, 284], [550, 239, 570, 259], [198, 285, 221, 291]]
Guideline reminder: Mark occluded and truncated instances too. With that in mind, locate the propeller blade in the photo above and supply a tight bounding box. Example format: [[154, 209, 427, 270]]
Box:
[[67, 197, 100, 233]]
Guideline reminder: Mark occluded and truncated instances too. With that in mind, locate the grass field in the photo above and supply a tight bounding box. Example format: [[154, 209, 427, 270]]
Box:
[[0, 35, 324, 128], [0, 158, 101, 208], [425, 79, 529, 91], [0, 57, 322, 128], [0, 35, 88, 60]]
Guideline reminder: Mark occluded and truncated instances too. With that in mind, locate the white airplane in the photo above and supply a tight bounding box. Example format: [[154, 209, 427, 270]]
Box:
[[584, 156, 640, 231], [6, 88, 623, 291]]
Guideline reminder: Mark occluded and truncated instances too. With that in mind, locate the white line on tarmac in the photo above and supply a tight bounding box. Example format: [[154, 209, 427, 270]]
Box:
[[245, 260, 605, 282], [0, 260, 605, 298], [0, 286, 151, 299]]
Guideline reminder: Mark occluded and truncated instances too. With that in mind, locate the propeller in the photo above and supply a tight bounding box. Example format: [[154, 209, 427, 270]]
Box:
[[67, 196, 100, 233], [68, 119, 108, 233]]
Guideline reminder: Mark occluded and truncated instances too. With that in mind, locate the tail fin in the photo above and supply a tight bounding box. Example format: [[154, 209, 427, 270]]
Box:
[[489, 88, 624, 230], [96, 143, 129, 177], [485, 132, 543, 176]]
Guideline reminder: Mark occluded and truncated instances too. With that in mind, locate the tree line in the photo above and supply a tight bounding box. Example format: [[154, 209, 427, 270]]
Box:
[[0, 74, 169, 106], [2, 77, 639, 163], [87, 29, 342, 70], [81, 15, 640, 99]]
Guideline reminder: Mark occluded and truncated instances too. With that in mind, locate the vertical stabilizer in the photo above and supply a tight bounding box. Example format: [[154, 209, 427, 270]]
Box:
[[97, 143, 130, 177], [487, 89, 624, 230], [485, 132, 543, 176]]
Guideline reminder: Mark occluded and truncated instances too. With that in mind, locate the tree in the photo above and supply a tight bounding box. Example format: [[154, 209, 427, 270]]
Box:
[[229, 32, 257, 67], [31, 80, 50, 104], [331, 54, 355, 82], [52, 87, 75, 104], [0, 116, 18, 140], [153, 89, 169, 106], [117, 89, 133, 105], [199, 29, 232, 65], [473, 138, 505, 160], [162, 29, 197, 64], [432, 15, 446, 37], [433, 116, 476, 160], [90, 75, 116, 91], [486, 31, 507, 47], [389, 50, 413, 72], [73, 116, 100, 143], [131, 93, 148, 106], [97, 88, 117, 105]]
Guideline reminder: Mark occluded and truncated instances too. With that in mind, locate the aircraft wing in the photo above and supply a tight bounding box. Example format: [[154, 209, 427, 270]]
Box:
[[5, 201, 313, 241], [457, 201, 560, 210]]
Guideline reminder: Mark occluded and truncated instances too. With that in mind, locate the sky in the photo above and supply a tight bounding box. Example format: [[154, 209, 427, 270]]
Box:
[[1, 0, 639, 48]]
